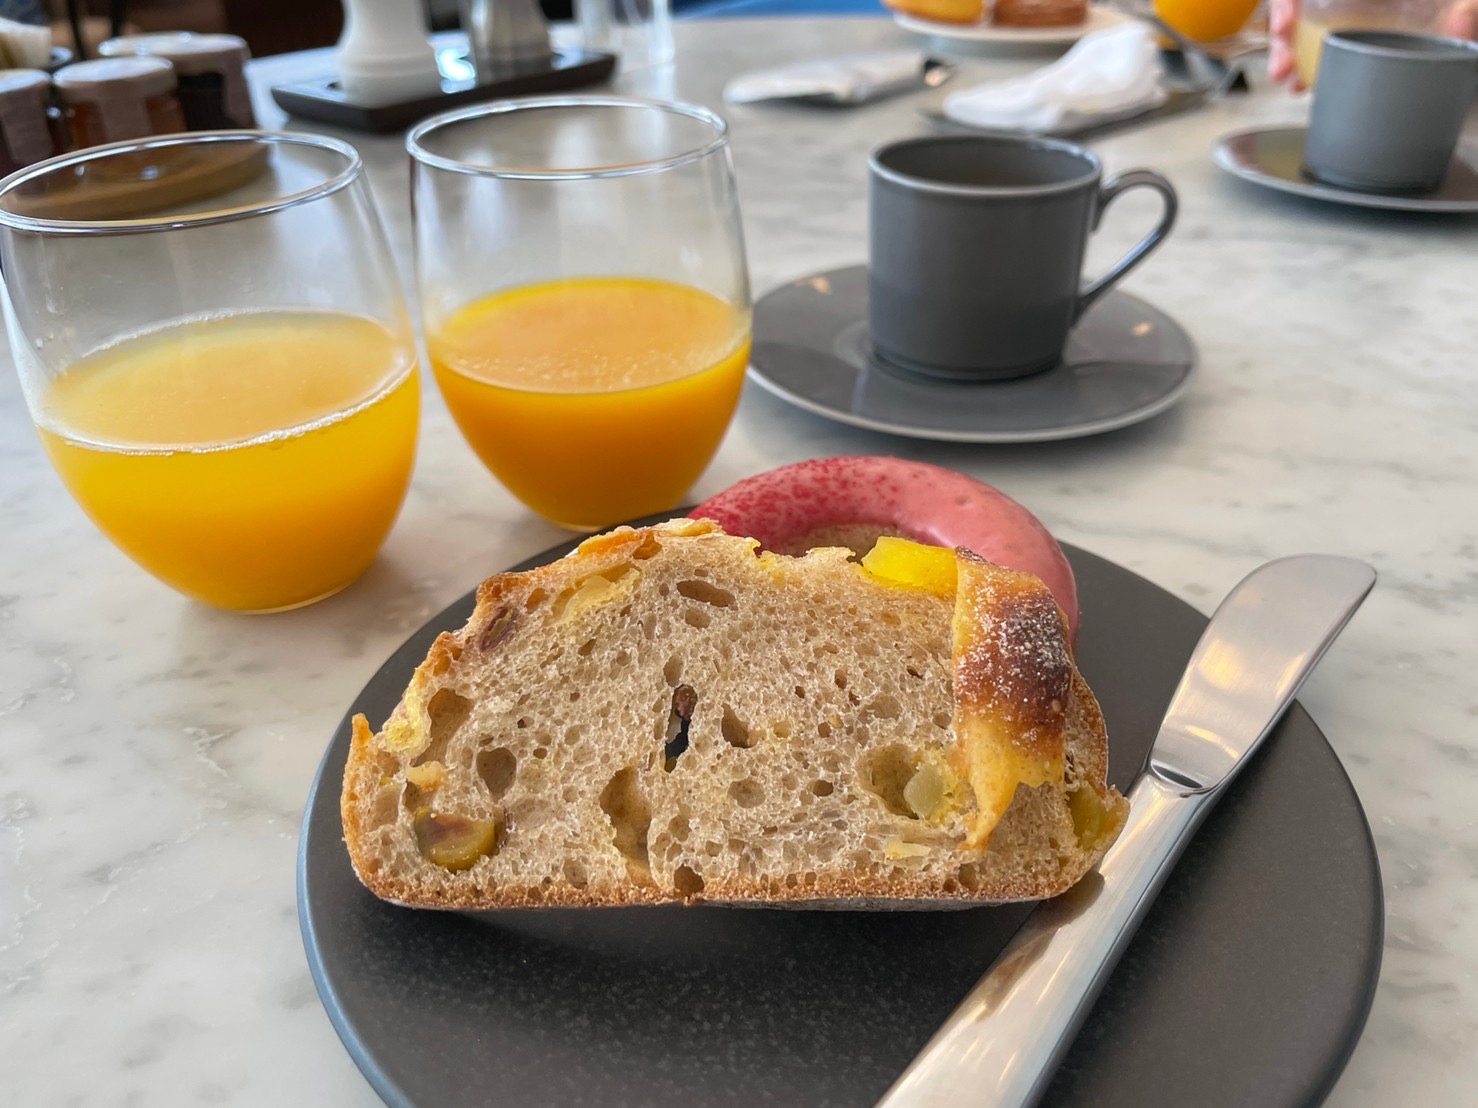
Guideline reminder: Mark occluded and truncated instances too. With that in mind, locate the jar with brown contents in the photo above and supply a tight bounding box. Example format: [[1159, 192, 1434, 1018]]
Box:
[[0, 69, 64, 175], [53, 57, 187, 149], [99, 33, 257, 131]]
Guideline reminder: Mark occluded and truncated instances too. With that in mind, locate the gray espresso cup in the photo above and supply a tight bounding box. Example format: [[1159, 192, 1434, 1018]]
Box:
[[868, 135, 1177, 380], [1304, 31, 1478, 194]]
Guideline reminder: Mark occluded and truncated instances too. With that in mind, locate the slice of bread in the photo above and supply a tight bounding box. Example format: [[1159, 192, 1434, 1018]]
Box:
[[342, 520, 1127, 910]]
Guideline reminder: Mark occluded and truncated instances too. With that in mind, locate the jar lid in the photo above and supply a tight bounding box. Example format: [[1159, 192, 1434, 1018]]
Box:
[[0, 69, 50, 97], [99, 32, 250, 75], [53, 57, 178, 102]]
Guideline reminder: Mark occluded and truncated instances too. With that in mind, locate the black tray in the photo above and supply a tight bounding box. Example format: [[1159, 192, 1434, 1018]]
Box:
[[271, 48, 615, 134], [300, 532, 1382, 1107]]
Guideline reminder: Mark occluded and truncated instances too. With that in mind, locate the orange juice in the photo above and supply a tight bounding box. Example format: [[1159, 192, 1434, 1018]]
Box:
[[1154, 0, 1260, 42], [429, 277, 750, 529], [38, 310, 418, 611]]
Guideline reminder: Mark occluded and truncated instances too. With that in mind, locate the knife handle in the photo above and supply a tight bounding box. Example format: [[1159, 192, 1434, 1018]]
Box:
[[875, 773, 1207, 1108]]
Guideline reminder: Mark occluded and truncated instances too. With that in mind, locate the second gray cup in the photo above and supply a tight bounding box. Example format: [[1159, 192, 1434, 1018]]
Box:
[[868, 136, 1177, 380], [1304, 31, 1478, 193]]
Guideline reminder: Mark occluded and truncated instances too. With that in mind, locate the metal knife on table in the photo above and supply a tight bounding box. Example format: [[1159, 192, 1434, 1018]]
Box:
[[877, 554, 1376, 1108]]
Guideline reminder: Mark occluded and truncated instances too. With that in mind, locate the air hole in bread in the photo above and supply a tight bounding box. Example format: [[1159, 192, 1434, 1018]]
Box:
[[866, 694, 902, 721], [668, 813, 691, 841], [720, 706, 753, 749], [533, 747, 548, 760], [932, 711, 951, 730], [793, 685, 806, 700], [633, 534, 662, 560], [415, 689, 473, 766], [676, 579, 735, 608], [880, 611, 901, 627], [561, 786, 578, 803], [578, 638, 597, 657], [674, 865, 705, 898], [658, 583, 670, 597], [729, 779, 764, 808], [664, 685, 696, 771], [511, 798, 551, 831], [834, 671, 848, 690], [563, 859, 589, 888], [704, 840, 722, 857], [683, 607, 711, 629], [516, 717, 530, 729], [565, 724, 586, 745], [957, 863, 982, 892], [864, 745, 917, 818], [476, 747, 517, 800], [817, 721, 832, 738], [811, 779, 834, 797], [906, 665, 923, 680], [599, 767, 652, 876], [781, 772, 798, 792], [663, 654, 683, 686], [774, 721, 792, 739], [525, 587, 547, 611]]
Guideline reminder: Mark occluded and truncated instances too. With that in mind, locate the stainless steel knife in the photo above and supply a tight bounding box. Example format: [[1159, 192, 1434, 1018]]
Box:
[[876, 554, 1377, 1108]]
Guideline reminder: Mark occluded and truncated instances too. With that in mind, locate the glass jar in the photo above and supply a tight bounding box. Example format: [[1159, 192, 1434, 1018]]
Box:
[[0, 69, 64, 174], [53, 57, 187, 149], [99, 33, 257, 131], [1296, 0, 1451, 84]]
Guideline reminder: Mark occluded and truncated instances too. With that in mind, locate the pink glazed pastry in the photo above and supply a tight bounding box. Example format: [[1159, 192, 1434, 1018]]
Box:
[[692, 456, 1079, 639]]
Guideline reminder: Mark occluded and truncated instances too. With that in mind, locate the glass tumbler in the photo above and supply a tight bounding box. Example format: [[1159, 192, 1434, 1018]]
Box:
[[1296, 0, 1450, 84], [408, 96, 752, 531], [0, 132, 419, 612]]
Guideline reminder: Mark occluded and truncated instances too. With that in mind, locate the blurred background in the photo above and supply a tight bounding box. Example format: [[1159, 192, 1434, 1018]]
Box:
[[31, 0, 890, 58]]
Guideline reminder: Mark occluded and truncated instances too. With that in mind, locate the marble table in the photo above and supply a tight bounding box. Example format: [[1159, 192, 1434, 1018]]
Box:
[[4, 17, 1475, 1106]]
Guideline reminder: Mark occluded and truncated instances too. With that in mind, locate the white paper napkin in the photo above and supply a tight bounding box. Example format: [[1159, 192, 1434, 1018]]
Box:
[[943, 23, 1166, 133]]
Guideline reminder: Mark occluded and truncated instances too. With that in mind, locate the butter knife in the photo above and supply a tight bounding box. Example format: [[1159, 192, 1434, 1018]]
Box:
[[877, 554, 1376, 1108]]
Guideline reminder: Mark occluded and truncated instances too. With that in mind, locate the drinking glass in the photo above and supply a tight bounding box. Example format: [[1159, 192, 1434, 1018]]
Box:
[[1154, 0, 1261, 42], [408, 96, 751, 531], [0, 131, 419, 612], [1294, 0, 1448, 85]]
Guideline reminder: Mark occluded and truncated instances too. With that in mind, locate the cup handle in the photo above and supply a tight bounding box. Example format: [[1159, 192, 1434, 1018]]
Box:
[[1073, 169, 1178, 325]]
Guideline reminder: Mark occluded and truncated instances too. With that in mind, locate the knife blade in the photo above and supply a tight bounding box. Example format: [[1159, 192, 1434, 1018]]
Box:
[[876, 554, 1376, 1108]]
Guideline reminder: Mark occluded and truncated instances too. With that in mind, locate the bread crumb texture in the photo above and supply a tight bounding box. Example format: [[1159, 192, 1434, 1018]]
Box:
[[342, 520, 1127, 910]]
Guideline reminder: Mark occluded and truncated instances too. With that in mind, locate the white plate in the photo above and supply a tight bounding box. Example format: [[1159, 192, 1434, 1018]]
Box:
[[894, 4, 1133, 46]]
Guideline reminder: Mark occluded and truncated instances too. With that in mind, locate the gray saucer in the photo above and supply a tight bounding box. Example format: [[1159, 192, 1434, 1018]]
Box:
[[1214, 125, 1478, 213], [749, 266, 1197, 443]]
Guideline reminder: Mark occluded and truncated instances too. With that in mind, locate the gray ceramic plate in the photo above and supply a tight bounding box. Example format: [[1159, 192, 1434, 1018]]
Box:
[[300, 527, 1382, 1108], [748, 266, 1197, 443], [1214, 125, 1478, 213]]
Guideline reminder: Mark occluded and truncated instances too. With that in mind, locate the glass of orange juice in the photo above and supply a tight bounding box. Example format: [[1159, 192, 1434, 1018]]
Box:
[[1154, 0, 1261, 41], [407, 96, 752, 530], [0, 132, 419, 612]]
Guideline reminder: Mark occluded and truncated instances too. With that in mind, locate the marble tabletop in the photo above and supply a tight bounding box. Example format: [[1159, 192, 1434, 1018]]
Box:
[[3, 16, 1475, 1106]]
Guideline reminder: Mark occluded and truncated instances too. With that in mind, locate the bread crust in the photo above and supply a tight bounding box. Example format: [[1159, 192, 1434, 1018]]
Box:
[[342, 521, 1127, 910]]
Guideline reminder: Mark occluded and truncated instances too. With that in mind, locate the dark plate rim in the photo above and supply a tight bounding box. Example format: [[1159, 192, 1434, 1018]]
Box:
[[1213, 125, 1478, 213]]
